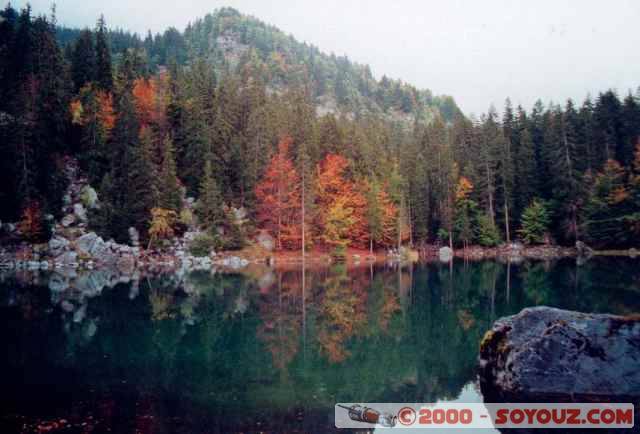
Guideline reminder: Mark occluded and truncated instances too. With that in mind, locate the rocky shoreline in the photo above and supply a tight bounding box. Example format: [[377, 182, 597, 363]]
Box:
[[0, 157, 251, 274], [1, 158, 637, 273]]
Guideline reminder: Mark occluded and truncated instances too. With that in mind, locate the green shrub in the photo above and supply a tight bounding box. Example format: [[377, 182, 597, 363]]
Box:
[[476, 214, 501, 247], [188, 233, 218, 257], [519, 199, 551, 244], [222, 222, 246, 251]]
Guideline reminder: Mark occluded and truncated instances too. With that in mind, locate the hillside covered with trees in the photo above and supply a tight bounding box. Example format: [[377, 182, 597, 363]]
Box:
[[1, 4, 640, 255]]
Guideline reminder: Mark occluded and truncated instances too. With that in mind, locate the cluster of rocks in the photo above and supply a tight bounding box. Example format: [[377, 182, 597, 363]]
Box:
[[438, 243, 577, 262], [0, 156, 252, 273], [48, 231, 139, 271]]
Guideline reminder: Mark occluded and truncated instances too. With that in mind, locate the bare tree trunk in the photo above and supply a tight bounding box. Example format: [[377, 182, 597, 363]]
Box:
[[506, 259, 511, 304], [504, 202, 510, 243], [486, 160, 495, 225], [301, 163, 305, 259]]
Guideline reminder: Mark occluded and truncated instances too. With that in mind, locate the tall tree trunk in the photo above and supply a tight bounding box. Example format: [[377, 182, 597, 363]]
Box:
[[486, 160, 495, 224], [301, 164, 305, 258], [504, 201, 510, 243]]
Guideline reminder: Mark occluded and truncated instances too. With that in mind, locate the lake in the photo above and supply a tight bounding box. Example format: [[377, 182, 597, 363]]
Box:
[[1, 257, 639, 433]]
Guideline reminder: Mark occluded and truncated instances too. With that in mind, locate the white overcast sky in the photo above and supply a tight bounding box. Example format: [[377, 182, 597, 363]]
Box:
[[16, 0, 640, 115]]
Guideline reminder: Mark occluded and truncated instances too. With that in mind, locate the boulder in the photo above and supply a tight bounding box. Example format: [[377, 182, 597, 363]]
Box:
[[479, 306, 640, 402], [89, 237, 117, 264], [56, 251, 78, 267], [256, 230, 275, 251], [80, 185, 98, 209], [438, 246, 453, 262], [73, 203, 87, 222], [128, 227, 140, 247], [576, 240, 594, 257], [49, 236, 70, 256], [76, 232, 99, 256], [61, 214, 75, 227], [221, 256, 249, 269]]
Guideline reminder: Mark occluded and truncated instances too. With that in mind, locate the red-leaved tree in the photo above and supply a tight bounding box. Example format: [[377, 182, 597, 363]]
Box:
[[255, 136, 302, 249]]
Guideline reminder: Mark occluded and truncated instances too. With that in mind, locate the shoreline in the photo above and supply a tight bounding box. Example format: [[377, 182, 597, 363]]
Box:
[[1, 240, 638, 274]]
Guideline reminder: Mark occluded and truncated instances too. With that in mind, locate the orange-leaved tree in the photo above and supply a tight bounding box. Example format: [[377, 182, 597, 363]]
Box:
[[255, 136, 303, 250], [315, 153, 367, 251], [132, 76, 167, 129], [18, 200, 44, 242]]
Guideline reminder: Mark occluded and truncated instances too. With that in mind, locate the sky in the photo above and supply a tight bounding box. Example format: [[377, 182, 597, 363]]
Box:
[[17, 0, 640, 115]]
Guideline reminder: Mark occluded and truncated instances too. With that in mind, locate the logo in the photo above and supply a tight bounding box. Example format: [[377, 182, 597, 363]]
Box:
[[397, 406, 417, 426], [336, 403, 634, 429]]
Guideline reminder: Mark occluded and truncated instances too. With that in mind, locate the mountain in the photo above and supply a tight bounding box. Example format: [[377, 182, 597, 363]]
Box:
[[58, 7, 461, 124]]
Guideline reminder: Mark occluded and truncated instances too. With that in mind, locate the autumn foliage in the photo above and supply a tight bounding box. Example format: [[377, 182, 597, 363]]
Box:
[[148, 207, 177, 248], [255, 136, 303, 249], [18, 201, 44, 242], [315, 154, 367, 249], [132, 76, 168, 128], [69, 87, 115, 136], [96, 90, 116, 135]]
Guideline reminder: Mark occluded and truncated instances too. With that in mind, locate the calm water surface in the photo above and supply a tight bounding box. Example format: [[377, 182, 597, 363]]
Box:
[[1, 257, 639, 433]]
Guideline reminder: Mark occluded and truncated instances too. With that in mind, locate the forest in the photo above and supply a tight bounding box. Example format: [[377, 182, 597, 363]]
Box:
[[1, 4, 640, 255]]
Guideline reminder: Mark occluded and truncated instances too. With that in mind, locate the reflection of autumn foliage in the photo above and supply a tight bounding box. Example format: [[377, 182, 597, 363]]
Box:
[[256, 272, 302, 370], [150, 291, 175, 321], [457, 309, 475, 331], [379, 290, 401, 331], [317, 267, 368, 363]]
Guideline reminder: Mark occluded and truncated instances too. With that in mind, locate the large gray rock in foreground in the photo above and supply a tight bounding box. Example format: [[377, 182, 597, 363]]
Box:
[[479, 306, 640, 401]]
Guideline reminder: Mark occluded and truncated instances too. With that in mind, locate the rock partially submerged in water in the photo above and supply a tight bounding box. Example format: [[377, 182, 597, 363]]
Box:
[[479, 306, 640, 401]]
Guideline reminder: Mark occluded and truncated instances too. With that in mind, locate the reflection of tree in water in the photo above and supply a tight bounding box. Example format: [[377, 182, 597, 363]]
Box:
[[2, 259, 640, 432], [316, 264, 368, 362], [256, 272, 302, 371]]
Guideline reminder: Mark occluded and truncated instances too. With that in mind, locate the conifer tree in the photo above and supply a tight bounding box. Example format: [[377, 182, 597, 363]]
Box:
[[71, 29, 96, 91], [197, 159, 224, 231], [157, 135, 182, 211], [95, 15, 113, 91]]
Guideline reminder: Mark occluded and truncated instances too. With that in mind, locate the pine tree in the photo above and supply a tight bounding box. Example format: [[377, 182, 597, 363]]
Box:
[[582, 159, 632, 247], [512, 107, 537, 220], [519, 199, 551, 244], [71, 29, 96, 91], [95, 15, 113, 91], [157, 135, 182, 211], [125, 126, 157, 239], [197, 159, 224, 231], [453, 176, 477, 249]]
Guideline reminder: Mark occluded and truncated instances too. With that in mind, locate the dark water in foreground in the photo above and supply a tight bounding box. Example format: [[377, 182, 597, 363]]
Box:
[[1, 257, 639, 433]]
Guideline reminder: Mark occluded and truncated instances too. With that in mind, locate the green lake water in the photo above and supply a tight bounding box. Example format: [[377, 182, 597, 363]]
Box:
[[1, 257, 639, 433]]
